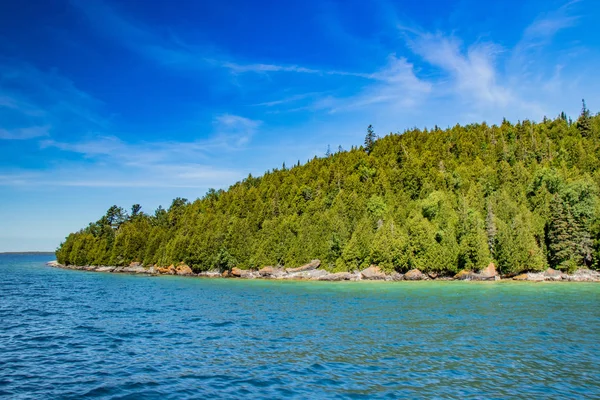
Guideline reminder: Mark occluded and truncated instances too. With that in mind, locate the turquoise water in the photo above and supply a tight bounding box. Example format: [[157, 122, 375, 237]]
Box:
[[1, 254, 599, 399]]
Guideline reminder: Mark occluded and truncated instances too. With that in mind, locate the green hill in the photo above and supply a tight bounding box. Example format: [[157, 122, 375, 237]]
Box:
[[56, 104, 600, 276]]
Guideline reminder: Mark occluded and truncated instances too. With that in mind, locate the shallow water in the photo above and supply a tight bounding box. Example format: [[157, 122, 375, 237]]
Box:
[[1, 253, 599, 399]]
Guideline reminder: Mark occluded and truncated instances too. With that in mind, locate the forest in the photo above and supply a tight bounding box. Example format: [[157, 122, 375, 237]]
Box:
[[56, 102, 600, 276]]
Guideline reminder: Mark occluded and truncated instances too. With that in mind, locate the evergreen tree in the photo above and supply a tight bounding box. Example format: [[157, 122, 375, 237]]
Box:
[[577, 99, 592, 137], [364, 125, 376, 154]]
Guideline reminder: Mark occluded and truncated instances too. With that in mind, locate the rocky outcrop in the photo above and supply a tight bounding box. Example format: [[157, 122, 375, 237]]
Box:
[[361, 265, 386, 280], [564, 269, 600, 282], [287, 269, 328, 280], [319, 272, 353, 281], [258, 266, 286, 278], [121, 265, 147, 274], [454, 268, 499, 281], [386, 272, 404, 281], [404, 269, 428, 280], [44, 260, 600, 283], [480, 263, 498, 278], [285, 259, 321, 273], [454, 270, 475, 280], [176, 264, 194, 276]]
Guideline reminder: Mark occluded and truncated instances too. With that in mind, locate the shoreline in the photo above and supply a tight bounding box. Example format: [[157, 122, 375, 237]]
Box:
[[45, 260, 600, 283]]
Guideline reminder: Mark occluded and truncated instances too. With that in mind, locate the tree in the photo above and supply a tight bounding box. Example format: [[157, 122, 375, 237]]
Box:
[[131, 204, 142, 218], [577, 99, 592, 137], [364, 124, 377, 154]]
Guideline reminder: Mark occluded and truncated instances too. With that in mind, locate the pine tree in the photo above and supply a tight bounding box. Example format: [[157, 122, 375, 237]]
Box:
[[577, 99, 592, 137], [547, 195, 577, 271], [364, 125, 376, 154]]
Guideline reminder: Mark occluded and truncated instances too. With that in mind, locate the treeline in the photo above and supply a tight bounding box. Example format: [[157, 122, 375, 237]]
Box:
[[57, 103, 600, 275]]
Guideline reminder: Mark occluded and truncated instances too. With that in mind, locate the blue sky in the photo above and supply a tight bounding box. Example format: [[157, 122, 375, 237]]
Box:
[[1, 0, 599, 251]]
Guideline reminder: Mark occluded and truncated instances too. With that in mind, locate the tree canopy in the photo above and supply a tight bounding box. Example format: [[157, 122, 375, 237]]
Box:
[[57, 110, 600, 276]]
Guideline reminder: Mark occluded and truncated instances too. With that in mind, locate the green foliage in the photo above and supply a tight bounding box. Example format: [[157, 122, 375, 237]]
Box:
[[56, 111, 600, 276]]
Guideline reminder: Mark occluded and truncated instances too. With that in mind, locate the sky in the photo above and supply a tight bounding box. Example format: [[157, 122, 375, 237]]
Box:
[[1, 0, 599, 251]]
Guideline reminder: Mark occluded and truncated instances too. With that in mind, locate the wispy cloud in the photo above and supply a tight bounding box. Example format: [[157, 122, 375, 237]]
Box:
[[408, 34, 511, 106], [0, 125, 50, 140], [0, 59, 107, 141]]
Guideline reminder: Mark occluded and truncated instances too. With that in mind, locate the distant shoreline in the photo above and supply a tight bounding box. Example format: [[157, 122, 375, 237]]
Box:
[[1, 251, 55, 255]]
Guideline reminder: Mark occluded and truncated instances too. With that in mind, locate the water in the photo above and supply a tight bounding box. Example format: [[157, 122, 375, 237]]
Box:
[[1, 254, 599, 399]]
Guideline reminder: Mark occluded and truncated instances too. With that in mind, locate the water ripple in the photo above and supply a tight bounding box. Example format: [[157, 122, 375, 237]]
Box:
[[1, 254, 599, 399]]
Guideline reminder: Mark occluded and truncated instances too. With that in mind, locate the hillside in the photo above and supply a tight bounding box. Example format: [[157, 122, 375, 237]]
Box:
[[56, 106, 600, 276]]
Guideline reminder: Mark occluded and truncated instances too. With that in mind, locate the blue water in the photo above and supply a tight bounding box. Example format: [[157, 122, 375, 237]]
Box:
[[1, 254, 599, 399]]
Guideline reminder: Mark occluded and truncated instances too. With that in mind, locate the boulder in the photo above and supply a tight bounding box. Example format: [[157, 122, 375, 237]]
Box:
[[404, 269, 428, 280], [427, 272, 438, 279], [176, 264, 194, 276], [96, 266, 115, 273], [157, 265, 176, 275], [361, 265, 386, 280], [222, 270, 230, 278], [231, 267, 243, 277], [544, 268, 562, 278], [319, 272, 352, 281], [122, 265, 147, 274], [287, 269, 328, 280], [480, 263, 498, 278], [258, 266, 275, 276], [285, 259, 321, 273], [454, 270, 475, 280], [129, 261, 142, 268], [513, 274, 529, 281], [387, 272, 404, 281]]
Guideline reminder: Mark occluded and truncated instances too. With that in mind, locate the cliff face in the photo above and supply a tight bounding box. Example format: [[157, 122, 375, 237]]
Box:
[[57, 114, 600, 276]]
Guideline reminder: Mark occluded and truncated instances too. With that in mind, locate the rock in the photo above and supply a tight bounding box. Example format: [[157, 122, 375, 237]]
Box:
[[389, 272, 404, 281], [198, 270, 221, 278], [287, 269, 328, 280], [258, 266, 275, 276], [568, 269, 600, 282], [427, 272, 438, 279], [360, 265, 386, 280], [404, 269, 428, 280], [122, 265, 147, 274], [240, 270, 258, 279], [319, 272, 352, 281], [96, 266, 115, 272], [176, 264, 194, 276], [129, 261, 142, 268], [285, 259, 321, 273], [222, 270, 230, 278], [454, 270, 475, 280], [231, 267, 243, 277], [544, 268, 562, 278], [480, 263, 498, 278], [513, 274, 529, 281], [46, 260, 61, 267]]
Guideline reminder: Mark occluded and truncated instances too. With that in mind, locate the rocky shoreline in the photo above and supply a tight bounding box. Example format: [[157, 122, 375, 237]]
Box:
[[45, 259, 600, 282]]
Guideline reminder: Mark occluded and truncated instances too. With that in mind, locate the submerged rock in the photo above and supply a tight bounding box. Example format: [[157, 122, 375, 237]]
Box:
[[361, 265, 386, 280], [404, 269, 428, 280]]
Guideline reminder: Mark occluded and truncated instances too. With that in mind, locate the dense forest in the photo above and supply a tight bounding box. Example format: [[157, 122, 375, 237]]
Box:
[[56, 102, 600, 276]]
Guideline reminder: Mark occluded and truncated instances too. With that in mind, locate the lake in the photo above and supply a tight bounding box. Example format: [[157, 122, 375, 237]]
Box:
[[1, 253, 599, 399]]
